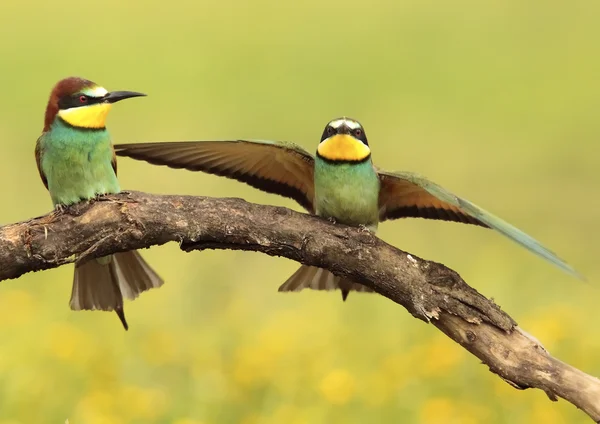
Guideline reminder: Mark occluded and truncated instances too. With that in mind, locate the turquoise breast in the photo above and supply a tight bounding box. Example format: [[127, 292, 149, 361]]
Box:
[[39, 119, 120, 206], [314, 157, 380, 229]]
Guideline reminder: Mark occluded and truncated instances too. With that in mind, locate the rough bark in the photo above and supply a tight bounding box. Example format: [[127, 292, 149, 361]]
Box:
[[0, 191, 598, 421]]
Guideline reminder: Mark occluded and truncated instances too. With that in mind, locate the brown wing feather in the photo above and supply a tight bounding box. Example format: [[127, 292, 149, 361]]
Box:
[[115, 140, 316, 212], [377, 171, 487, 227], [35, 136, 48, 190], [111, 146, 117, 176]]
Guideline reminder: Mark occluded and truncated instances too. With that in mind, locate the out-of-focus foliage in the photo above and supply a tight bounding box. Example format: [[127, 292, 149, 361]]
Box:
[[0, 0, 598, 422]]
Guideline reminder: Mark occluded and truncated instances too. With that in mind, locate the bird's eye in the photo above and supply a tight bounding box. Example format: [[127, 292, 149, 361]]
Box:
[[354, 128, 362, 138], [327, 126, 335, 136], [79, 95, 88, 104]]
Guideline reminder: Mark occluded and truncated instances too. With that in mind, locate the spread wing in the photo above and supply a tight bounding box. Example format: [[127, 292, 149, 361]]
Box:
[[115, 140, 316, 212], [378, 170, 582, 279]]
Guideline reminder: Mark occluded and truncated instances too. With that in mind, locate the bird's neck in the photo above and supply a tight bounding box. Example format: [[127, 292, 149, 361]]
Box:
[[47, 117, 110, 143]]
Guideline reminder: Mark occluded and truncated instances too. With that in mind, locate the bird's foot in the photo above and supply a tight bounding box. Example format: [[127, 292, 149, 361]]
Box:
[[97, 191, 136, 205], [47, 203, 73, 219], [72, 195, 104, 207], [118, 191, 137, 203], [90, 191, 135, 205], [93, 192, 111, 202], [54, 203, 67, 213], [357, 224, 371, 233]]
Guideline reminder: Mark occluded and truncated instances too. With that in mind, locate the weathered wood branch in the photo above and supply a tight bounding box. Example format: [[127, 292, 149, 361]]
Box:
[[0, 191, 598, 421]]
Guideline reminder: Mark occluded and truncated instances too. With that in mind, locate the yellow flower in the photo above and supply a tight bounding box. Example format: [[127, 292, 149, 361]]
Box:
[[46, 322, 95, 363], [318, 369, 356, 405]]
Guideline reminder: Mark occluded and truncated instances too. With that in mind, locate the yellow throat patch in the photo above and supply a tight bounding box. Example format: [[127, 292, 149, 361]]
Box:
[[317, 134, 371, 161], [58, 103, 112, 129]]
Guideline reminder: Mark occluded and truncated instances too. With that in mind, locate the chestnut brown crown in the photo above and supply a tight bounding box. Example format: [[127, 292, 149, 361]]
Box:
[[43, 77, 100, 131]]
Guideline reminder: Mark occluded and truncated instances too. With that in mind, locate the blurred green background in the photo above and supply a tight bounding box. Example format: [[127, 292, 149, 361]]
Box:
[[0, 0, 599, 423]]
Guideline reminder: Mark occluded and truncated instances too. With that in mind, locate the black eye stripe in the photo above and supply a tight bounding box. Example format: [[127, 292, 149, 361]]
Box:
[[319, 123, 369, 145], [320, 125, 335, 142], [57, 93, 104, 110], [355, 129, 369, 146]]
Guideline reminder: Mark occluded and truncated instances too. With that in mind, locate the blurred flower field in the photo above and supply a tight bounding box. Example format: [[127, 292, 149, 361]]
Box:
[[0, 0, 599, 423]]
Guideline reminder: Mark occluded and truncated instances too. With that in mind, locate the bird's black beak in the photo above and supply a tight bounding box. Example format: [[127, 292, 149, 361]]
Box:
[[103, 91, 146, 104], [337, 124, 351, 135]]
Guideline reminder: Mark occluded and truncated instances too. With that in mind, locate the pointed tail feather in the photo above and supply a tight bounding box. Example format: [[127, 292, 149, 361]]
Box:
[[71, 251, 163, 329], [71, 255, 125, 328], [111, 250, 164, 301], [278, 265, 374, 301]]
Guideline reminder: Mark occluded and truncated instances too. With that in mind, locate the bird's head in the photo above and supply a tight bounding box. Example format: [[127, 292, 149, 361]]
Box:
[[43, 77, 146, 131], [317, 117, 370, 162]]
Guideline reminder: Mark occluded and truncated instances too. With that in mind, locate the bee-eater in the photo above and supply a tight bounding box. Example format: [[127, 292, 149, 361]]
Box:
[[36, 77, 164, 329], [114, 117, 582, 300]]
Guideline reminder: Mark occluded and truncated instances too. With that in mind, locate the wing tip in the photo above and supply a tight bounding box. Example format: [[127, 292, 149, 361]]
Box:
[[569, 267, 587, 283], [550, 259, 586, 282]]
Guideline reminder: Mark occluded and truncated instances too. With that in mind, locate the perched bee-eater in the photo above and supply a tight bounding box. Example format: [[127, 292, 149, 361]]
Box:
[[115, 117, 581, 300], [36, 77, 163, 329]]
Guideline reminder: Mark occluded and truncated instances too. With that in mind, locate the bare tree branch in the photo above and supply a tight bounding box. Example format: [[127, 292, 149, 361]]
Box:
[[0, 191, 598, 421]]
